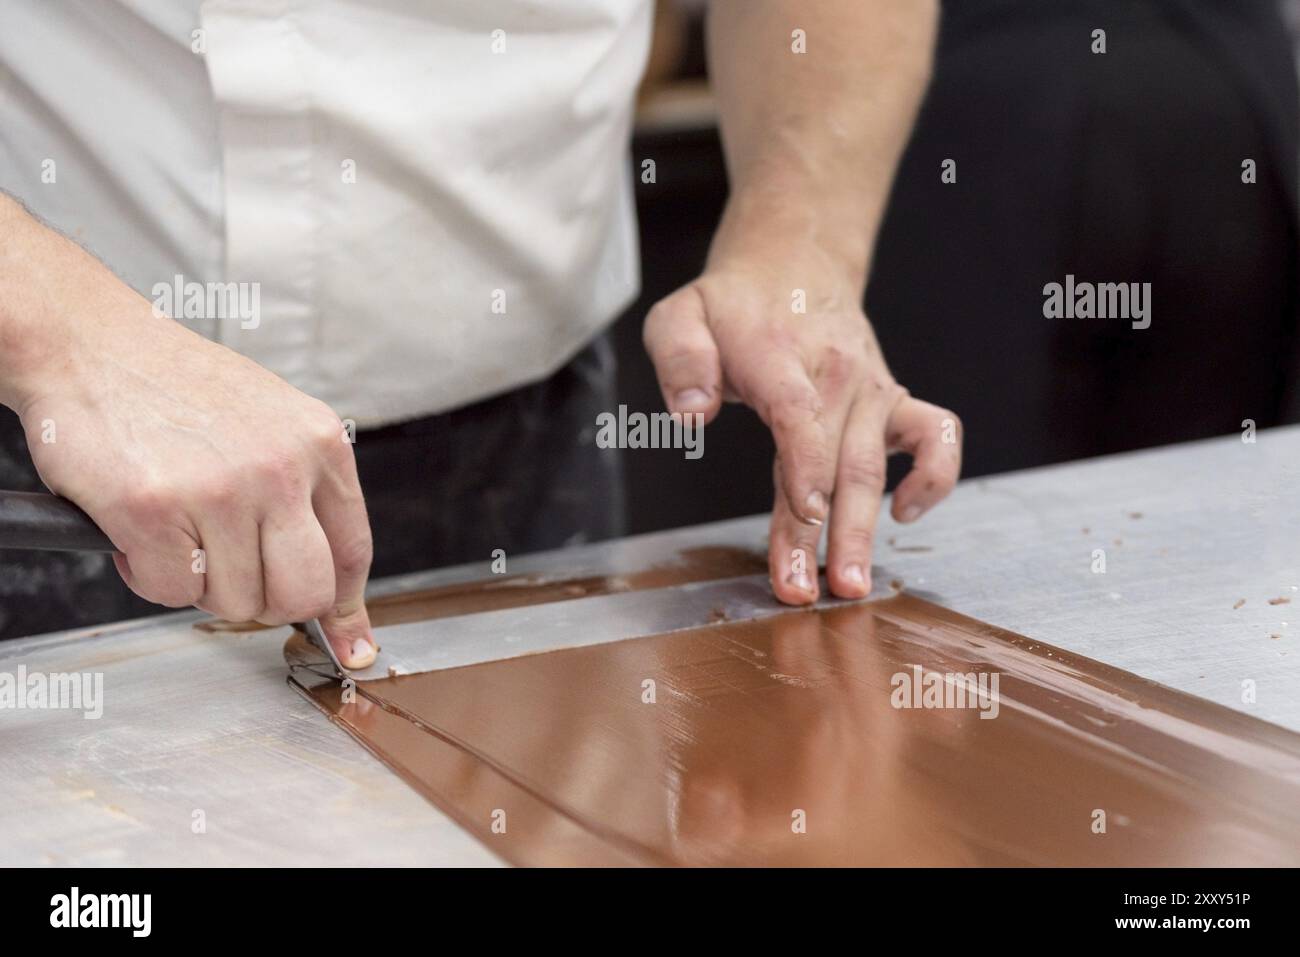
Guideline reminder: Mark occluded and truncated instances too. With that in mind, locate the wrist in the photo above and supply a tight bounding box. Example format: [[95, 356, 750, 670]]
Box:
[[706, 177, 874, 295]]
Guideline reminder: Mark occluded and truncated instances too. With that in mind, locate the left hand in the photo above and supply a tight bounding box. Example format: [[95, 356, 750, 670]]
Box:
[[643, 251, 962, 606]]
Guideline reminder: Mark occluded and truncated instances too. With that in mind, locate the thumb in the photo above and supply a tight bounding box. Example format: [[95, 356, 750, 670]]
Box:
[[642, 284, 724, 423], [320, 592, 376, 670]]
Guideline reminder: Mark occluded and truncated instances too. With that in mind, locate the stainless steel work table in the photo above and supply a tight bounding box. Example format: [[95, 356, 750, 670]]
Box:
[[2, 427, 1297, 865]]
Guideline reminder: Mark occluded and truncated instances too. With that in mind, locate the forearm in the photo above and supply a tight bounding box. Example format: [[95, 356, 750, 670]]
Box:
[[706, 0, 938, 290], [0, 192, 63, 410], [0, 191, 144, 412]]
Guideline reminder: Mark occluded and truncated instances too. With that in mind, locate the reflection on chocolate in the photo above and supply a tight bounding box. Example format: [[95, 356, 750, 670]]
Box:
[[300, 680, 645, 866], [198, 546, 766, 633], [288, 595, 1300, 866]]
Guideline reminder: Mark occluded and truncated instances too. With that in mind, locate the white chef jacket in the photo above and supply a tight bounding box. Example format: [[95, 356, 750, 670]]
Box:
[[0, 0, 651, 426]]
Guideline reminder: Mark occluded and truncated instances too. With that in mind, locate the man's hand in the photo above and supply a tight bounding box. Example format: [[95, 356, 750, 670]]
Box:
[[645, 0, 955, 604], [0, 194, 377, 667], [645, 248, 961, 605]]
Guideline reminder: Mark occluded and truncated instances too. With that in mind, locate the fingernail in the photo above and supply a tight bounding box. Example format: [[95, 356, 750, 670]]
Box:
[[843, 564, 865, 587], [786, 571, 814, 593], [673, 388, 711, 412], [902, 505, 923, 523], [345, 636, 377, 668], [802, 491, 828, 525]]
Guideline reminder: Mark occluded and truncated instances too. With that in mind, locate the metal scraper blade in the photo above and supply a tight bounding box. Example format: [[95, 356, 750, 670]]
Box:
[[308, 572, 884, 681], [299, 618, 351, 677]]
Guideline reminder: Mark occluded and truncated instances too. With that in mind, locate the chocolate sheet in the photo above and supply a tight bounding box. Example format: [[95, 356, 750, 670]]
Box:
[[287, 595, 1300, 866]]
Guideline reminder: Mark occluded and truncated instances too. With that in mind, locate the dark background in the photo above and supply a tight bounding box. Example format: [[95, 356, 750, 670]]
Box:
[[613, 0, 1300, 535]]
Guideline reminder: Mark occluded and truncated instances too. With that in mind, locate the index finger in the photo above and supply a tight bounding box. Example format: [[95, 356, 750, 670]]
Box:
[[749, 356, 839, 526], [311, 442, 377, 669]]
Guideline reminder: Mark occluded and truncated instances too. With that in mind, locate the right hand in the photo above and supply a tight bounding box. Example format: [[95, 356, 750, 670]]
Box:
[[0, 199, 377, 667]]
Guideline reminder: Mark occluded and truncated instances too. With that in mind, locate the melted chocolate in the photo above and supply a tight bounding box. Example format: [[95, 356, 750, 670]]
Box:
[[289, 595, 1300, 866]]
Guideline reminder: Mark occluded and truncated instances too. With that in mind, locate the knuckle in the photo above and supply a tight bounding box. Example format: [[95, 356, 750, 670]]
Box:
[[303, 404, 349, 455], [332, 531, 374, 580], [813, 346, 862, 391], [150, 587, 200, 610], [790, 440, 832, 478], [834, 527, 877, 553], [840, 452, 887, 490], [792, 532, 821, 553], [657, 350, 712, 386], [784, 536, 820, 563], [665, 345, 713, 367], [759, 316, 798, 347], [265, 590, 333, 626], [196, 476, 242, 513], [139, 570, 203, 609], [255, 455, 310, 504], [880, 380, 908, 405], [220, 600, 265, 624], [771, 390, 823, 434], [916, 464, 957, 495], [121, 483, 181, 527], [181, 575, 207, 607]]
